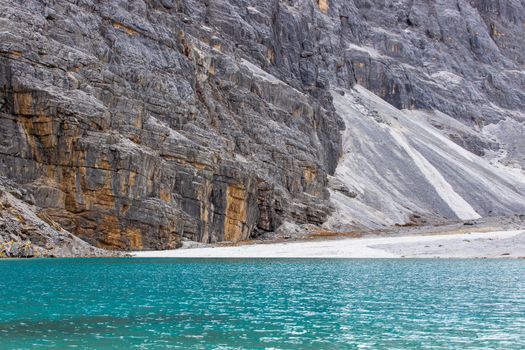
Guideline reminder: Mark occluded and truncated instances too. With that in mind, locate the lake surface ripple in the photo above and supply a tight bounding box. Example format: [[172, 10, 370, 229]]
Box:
[[0, 258, 524, 349]]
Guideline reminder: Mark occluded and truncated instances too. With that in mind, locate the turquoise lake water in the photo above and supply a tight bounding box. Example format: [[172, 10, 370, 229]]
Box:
[[0, 259, 524, 349]]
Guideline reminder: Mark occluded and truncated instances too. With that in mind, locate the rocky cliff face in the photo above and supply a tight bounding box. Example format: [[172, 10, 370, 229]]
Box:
[[1, 0, 524, 251]]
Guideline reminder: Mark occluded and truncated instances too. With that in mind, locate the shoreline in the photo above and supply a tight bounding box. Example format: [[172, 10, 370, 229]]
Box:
[[132, 229, 525, 259]]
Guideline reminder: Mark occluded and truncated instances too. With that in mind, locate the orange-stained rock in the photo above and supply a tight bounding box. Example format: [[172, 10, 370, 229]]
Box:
[[318, 0, 329, 14], [223, 184, 248, 242]]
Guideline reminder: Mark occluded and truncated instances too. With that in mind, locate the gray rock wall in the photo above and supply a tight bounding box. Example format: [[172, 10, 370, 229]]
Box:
[[0, 0, 524, 250], [0, 0, 344, 250]]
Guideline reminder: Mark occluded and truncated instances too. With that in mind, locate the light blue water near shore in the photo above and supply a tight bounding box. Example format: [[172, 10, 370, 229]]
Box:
[[0, 259, 524, 349]]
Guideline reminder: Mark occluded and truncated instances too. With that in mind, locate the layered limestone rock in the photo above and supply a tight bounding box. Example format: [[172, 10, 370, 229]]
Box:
[[0, 0, 524, 250], [0, 177, 114, 257], [0, 0, 342, 250]]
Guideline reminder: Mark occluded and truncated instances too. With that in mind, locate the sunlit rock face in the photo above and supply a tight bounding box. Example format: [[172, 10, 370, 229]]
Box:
[[0, 0, 524, 250]]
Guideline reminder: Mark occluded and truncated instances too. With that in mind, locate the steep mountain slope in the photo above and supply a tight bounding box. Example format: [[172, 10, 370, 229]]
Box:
[[0, 0, 524, 251], [326, 86, 525, 230]]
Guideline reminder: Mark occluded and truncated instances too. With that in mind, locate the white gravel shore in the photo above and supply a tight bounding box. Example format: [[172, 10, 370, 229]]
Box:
[[132, 230, 525, 259]]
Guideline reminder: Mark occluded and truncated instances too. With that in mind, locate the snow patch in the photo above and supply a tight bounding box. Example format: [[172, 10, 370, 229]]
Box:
[[346, 43, 383, 59], [430, 71, 463, 85]]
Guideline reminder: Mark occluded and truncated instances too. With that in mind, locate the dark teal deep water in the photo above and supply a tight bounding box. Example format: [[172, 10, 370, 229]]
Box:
[[0, 259, 524, 349]]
